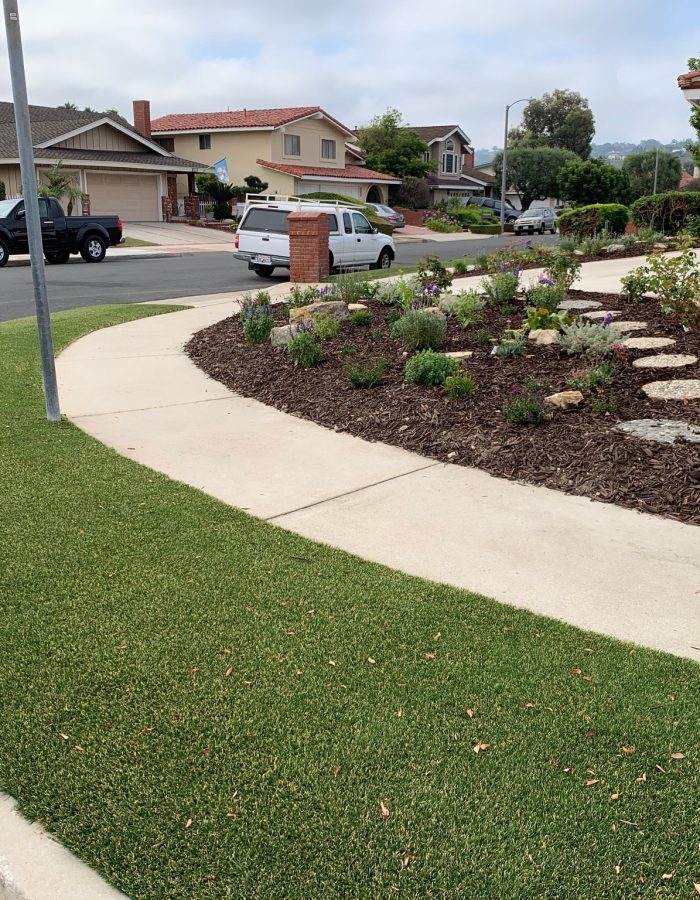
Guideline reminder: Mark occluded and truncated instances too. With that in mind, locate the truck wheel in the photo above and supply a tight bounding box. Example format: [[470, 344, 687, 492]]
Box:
[[253, 264, 274, 277], [0, 239, 8, 267], [45, 251, 70, 265], [371, 248, 392, 270], [80, 234, 107, 263]]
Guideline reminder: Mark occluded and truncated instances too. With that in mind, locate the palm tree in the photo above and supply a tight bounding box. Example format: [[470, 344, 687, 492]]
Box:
[[60, 101, 77, 110], [38, 161, 83, 215]]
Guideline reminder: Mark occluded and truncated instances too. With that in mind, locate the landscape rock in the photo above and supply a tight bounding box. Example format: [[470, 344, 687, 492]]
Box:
[[348, 303, 368, 312], [605, 243, 626, 253], [632, 354, 697, 370], [271, 324, 299, 348], [641, 379, 700, 401], [558, 299, 603, 311], [653, 242, 668, 250], [422, 306, 447, 321], [621, 336, 676, 350], [544, 390, 584, 410], [582, 310, 622, 320], [528, 328, 560, 346], [573, 249, 585, 256], [612, 321, 648, 332], [444, 350, 473, 362], [290, 300, 349, 324], [614, 418, 700, 444]]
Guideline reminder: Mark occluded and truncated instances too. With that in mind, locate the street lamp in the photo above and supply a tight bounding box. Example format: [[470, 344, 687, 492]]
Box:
[[500, 97, 534, 235]]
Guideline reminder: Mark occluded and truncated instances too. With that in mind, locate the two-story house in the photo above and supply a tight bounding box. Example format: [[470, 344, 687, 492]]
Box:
[[146, 105, 400, 206], [410, 126, 495, 205]]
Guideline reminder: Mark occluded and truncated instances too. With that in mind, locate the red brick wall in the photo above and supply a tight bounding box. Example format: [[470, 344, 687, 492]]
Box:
[[288, 212, 330, 283], [394, 207, 425, 226], [133, 100, 151, 139], [183, 194, 201, 220], [81, 193, 91, 215]]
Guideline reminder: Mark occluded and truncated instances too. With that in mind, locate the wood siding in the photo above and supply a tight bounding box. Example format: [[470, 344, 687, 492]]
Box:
[[54, 124, 146, 152]]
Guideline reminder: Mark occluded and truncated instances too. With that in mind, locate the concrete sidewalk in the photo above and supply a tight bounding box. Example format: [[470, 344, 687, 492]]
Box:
[[56, 255, 700, 663]]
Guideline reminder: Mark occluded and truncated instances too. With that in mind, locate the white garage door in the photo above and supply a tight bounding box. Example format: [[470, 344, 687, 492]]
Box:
[[87, 172, 160, 221]]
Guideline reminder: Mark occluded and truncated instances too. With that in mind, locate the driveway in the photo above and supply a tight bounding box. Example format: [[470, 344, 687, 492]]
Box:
[[123, 222, 234, 246]]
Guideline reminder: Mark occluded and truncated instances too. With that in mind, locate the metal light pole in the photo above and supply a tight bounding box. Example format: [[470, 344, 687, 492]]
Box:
[[500, 97, 533, 235], [3, 0, 60, 421], [652, 146, 660, 195]]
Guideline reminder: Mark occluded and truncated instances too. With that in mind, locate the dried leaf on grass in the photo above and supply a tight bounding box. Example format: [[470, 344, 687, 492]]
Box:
[[473, 742, 490, 754], [379, 800, 390, 821]]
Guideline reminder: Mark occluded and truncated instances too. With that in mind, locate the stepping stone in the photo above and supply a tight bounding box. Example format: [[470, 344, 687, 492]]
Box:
[[621, 336, 676, 350], [641, 379, 700, 400], [348, 303, 368, 312], [558, 299, 603, 311], [614, 418, 700, 444], [582, 310, 622, 320], [632, 354, 697, 370], [613, 321, 648, 333], [444, 350, 473, 362]]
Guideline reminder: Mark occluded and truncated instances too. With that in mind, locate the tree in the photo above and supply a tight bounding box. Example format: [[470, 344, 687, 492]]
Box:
[[685, 53, 700, 167], [510, 89, 595, 159], [391, 175, 430, 210], [492, 146, 578, 210], [557, 157, 631, 206], [358, 109, 435, 178], [38, 161, 82, 215], [622, 149, 682, 198], [59, 101, 77, 110]]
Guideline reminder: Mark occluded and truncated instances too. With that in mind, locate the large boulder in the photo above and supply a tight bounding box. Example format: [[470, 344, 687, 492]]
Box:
[[544, 390, 584, 410], [528, 328, 559, 346], [271, 324, 298, 347], [290, 300, 349, 324]]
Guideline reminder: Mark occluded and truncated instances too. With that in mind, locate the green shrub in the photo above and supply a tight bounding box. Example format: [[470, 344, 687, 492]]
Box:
[[558, 320, 622, 355], [543, 253, 582, 290], [620, 248, 700, 327], [417, 256, 453, 292], [566, 362, 616, 392], [474, 328, 493, 345], [590, 392, 617, 414], [557, 203, 629, 238], [287, 286, 320, 309], [682, 214, 700, 239], [331, 272, 378, 303], [503, 379, 548, 426], [452, 260, 470, 276], [524, 280, 566, 313], [425, 218, 462, 233], [492, 330, 526, 358], [313, 312, 340, 341], [344, 356, 387, 388], [404, 350, 458, 386], [287, 329, 323, 367], [524, 307, 570, 332], [469, 224, 501, 234], [630, 191, 700, 235], [350, 308, 372, 326], [374, 278, 417, 308], [444, 371, 477, 399], [391, 309, 446, 350], [453, 290, 486, 328], [481, 272, 519, 306], [239, 293, 274, 345]]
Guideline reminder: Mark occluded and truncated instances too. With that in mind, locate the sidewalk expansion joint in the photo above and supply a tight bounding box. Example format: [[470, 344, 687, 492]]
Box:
[[265, 462, 442, 522], [70, 394, 235, 419]]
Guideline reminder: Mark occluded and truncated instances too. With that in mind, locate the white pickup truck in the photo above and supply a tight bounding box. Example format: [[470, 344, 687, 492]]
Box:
[[233, 194, 395, 277]]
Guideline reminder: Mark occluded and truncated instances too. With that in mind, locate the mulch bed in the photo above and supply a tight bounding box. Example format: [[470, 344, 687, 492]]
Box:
[[187, 291, 700, 525]]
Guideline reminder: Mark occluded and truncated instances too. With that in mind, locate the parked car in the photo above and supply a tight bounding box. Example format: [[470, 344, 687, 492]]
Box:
[[234, 194, 395, 276], [467, 196, 521, 224], [366, 202, 405, 228], [0, 197, 122, 267], [514, 206, 558, 235]]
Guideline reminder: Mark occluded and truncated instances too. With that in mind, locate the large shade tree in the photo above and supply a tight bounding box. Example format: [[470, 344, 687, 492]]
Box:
[[685, 53, 700, 167], [358, 109, 435, 178], [622, 149, 683, 198], [510, 89, 595, 159], [557, 157, 631, 206], [492, 146, 577, 210]]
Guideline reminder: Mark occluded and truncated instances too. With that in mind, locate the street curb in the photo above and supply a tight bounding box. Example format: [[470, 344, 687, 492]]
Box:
[[0, 794, 128, 900]]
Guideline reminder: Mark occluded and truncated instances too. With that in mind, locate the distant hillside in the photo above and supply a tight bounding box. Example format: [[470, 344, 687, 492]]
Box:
[[475, 139, 695, 172]]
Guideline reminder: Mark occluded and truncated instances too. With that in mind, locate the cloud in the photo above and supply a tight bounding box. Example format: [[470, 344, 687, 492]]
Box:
[[0, 0, 698, 145]]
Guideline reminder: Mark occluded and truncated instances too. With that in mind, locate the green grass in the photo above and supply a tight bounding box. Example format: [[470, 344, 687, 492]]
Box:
[[117, 237, 158, 248], [1, 306, 699, 899]]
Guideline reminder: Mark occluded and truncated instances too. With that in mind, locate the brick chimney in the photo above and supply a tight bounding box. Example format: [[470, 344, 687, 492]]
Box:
[[133, 100, 151, 139], [463, 148, 475, 170]]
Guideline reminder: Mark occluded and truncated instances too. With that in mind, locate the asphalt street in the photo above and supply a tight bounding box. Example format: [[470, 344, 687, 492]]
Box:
[[0, 233, 559, 322]]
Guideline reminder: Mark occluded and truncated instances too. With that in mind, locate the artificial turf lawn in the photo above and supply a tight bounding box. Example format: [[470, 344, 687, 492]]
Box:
[[1, 306, 699, 900]]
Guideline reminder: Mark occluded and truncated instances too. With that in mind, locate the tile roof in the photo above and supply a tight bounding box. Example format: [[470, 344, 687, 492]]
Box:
[[0, 100, 205, 170], [678, 70, 700, 89], [256, 159, 400, 182], [151, 106, 354, 136]]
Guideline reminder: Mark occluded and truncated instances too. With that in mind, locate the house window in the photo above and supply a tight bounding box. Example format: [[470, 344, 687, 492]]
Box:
[[422, 150, 430, 163], [441, 139, 460, 175], [321, 138, 336, 160], [284, 133, 301, 156], [156, 137, 175, 152], [199, 134, 211, 150]]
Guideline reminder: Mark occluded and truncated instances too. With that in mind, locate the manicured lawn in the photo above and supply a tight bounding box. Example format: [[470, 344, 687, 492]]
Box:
[[324, 258, 476, 282], [117, 237, 158, 248], [1, 306, 699, 899]]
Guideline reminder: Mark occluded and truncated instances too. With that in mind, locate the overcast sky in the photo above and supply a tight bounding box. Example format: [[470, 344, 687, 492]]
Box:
[[1, 0, 699, 147]]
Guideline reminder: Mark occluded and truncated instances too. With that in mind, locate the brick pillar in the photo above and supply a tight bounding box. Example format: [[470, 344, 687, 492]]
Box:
[[80, 193, 90, 215], [167, 174, 178, 214], [288, 212, 330, 283], [161, 196, 174, 222], [183, 193, 201, 220]]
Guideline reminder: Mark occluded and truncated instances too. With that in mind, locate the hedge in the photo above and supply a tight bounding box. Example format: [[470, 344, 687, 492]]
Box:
[[557, 203, 629, 238], [298, 191, 393, 235], [469, 224, 501, 234], [630, 191, 700, 235]]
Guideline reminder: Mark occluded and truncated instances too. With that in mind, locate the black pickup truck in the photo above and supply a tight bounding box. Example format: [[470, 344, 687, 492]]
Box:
[[0, 196, 122, 266]]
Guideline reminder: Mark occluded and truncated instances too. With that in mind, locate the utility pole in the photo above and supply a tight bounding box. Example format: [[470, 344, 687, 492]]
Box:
[[3, 0, 60, 421], [500, 98, 533, 235]]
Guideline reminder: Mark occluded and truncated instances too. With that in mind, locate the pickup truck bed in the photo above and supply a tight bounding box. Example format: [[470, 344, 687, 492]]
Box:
[[0, 196, 122, 266]]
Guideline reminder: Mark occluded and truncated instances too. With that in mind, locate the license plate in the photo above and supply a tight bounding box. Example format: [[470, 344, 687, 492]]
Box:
[[252, 254, 271, 265]]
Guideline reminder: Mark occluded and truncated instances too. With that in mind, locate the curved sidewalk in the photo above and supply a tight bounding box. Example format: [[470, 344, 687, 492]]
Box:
[[56, 262, 700, 662]]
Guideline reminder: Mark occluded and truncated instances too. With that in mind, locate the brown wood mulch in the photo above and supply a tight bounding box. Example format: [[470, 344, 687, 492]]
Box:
[[186, 291, 700, 526]]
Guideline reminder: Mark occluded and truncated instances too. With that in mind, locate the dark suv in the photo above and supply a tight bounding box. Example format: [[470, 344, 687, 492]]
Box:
[[467, 196, 521, 224]]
